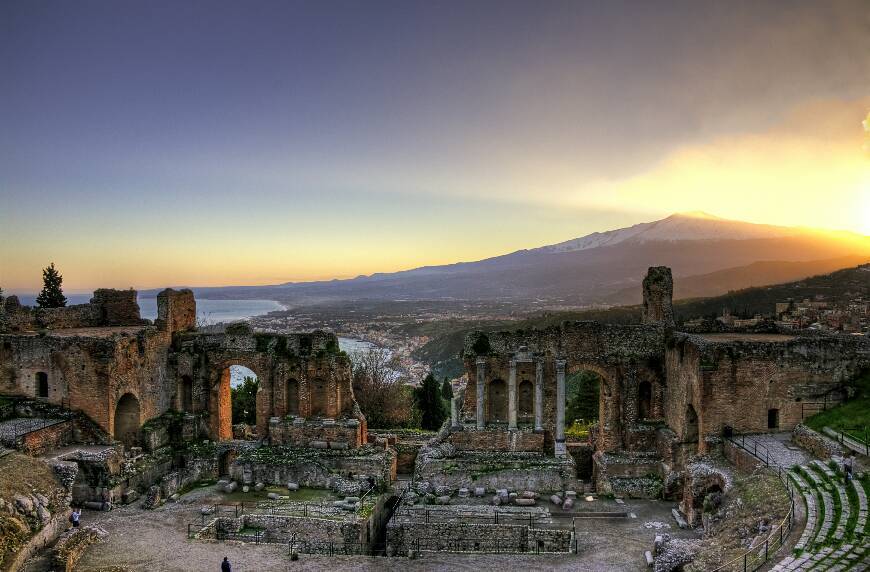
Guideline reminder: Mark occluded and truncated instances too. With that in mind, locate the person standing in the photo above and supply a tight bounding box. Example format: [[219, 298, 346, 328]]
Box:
[[221, 556, 231, 572], [70, 508, 81, 528], [844, 454, 854, 482]]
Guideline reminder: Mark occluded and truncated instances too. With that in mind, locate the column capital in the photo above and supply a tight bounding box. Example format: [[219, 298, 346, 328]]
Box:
[[555, 358, 567, 372], [475, 356, 487, 366], [509, 358, 517, 368]]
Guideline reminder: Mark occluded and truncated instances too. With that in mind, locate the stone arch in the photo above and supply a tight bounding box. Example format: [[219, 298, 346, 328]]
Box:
[[210, 363, 260, 441], [179, 375, 193, 412], [565, 363, 615, 449], [35, 372, 49, 398], [488, 378, 507, 422], [114, 393, 140, 448], [309, 378, 328, 417], [286, 378, 300, 415], [518, 379, 534, 418]]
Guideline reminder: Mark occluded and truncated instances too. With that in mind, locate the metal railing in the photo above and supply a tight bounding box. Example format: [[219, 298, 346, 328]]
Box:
[[393, 506, 553, 527], [708, 441, 798, 572], [727, 434, 778, 467], [410, 536, 571, 555], [827, 426, 869, 456]]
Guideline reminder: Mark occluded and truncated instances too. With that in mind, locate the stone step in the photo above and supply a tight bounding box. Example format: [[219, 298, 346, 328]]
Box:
[[801, 466, 835, 546], [809, 461, 850, 542]]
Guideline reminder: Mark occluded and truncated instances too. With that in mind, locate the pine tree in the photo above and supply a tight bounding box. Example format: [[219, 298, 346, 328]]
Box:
[[441, 378, 454, 400], [36, 263, 67, 308], [415, 373, 448, 430]]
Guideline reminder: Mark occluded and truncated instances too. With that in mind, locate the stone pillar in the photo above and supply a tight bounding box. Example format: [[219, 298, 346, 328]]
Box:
[[555, 359, 567, 457], [476, 357, 486, 430], [508, 359, 518, 430], [534, 360, 544, 432], [450, 395, 460, 429]]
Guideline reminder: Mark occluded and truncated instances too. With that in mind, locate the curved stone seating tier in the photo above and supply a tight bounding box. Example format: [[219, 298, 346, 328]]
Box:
[[801, 467, 834, 545], [789, 471, 818, 553], [773, 466, 868, 571]]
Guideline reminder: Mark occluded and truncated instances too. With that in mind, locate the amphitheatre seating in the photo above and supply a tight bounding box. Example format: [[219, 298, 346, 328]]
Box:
[[771, 462, 869, 571]]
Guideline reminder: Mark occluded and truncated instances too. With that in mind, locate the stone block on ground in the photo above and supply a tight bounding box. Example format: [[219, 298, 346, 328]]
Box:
[[436, 495, 451, 505], [267, 492, 280, 500], [474, 487, 486, 497], [492, 495, 502, 506], [458, 488, 470, 498], [287, 482, 299, 491], [223, 481, 238, 493], [562, 498, 574, 510], [515, 498, 536, 506], [551, 494, 563, 505], [254, 482, 264, 491]]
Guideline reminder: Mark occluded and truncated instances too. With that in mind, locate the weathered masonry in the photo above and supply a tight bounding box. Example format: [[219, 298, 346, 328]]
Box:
[[0, 290, 367, 448], [444, 267, 870, 495]]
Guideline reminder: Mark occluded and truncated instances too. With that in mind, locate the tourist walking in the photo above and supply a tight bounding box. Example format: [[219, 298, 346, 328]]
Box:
[[844, 454, 854, 482], [70, 508, 81, 528], [221, 556, 231, 572]]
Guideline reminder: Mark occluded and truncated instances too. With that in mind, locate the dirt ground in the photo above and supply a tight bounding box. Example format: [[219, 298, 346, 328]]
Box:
[[74, 485, 699, 572]]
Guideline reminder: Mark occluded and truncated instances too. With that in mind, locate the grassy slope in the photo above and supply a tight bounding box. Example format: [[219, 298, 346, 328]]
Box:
[[805, 370, 870, 434]]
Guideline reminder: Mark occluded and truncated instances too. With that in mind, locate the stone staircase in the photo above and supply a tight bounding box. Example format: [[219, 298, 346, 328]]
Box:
[[771, 461, 868, 571]]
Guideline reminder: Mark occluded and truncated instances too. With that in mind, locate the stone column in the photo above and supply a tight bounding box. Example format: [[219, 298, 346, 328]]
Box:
[[555, 359, 567, 456], [534, 359, 544, 432], [508, 359, 518, 430], [476, 357, 486, 430], [450, 395, 460, 429]]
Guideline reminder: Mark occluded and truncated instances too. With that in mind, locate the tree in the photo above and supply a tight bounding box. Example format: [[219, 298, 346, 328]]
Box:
[[415, 373, 448, 430], [351, 348, 415, 428], [441, 378, 454, 400], [36, 263, 67, 308], [566, 370, 600, 425], [231, 376, 259, 425]]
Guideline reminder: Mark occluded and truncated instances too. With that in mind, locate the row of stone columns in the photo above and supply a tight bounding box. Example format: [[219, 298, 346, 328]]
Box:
[[474, 356, 567, 457]]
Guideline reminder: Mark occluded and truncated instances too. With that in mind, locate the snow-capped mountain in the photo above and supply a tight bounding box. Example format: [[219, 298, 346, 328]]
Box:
[[536, 212, 801, 253], [151, 212, 870, 305]]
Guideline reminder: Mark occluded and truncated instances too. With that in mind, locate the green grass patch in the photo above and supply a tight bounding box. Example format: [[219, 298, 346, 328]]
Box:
[[804, 370, 870, 434]]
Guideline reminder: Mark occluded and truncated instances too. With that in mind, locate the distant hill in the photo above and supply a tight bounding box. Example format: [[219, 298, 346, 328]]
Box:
[[606, 255, 870, 305], [140, 212, 870, 305], [414, 263, 870, 378]]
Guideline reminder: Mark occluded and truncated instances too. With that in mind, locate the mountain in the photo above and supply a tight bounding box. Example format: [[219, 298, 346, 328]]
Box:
[[142, 212, 870, 305], [606, 255, 870, 305], [535, 211, 802, 253]]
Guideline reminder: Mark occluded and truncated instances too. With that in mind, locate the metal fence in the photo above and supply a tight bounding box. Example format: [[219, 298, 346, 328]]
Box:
[[393, 506, 555, 527], [827, 426, 869, 456], [410, 536, 572, 555], [709, 442, 798, 572]]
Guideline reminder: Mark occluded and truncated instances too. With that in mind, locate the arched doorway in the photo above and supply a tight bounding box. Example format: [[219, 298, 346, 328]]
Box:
[[518, 379, 534, 420], [211, 365, 258, 441], [638, 380, 652, 420], [114, 393, 141, 448], [488, 379, 507, 422], [35, 372, 49, 398], [566, 370, 603, 432], [685, 404, 699, 444], [286, 379, 299, 416], [309, 378, 328, 417]]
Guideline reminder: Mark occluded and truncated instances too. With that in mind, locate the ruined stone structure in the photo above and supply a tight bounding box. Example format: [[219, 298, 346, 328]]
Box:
[[445, 266, 870, 496], [0, 290, 367, 448]]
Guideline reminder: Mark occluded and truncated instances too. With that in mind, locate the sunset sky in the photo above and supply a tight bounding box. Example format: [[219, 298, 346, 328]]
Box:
[[1, 1, 869, 292]]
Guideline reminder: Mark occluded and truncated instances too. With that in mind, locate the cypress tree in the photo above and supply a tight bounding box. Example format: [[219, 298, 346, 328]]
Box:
[[415, 373, 448, 430], [441, 378, 454, 400], [36, 263, 67, 308]]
